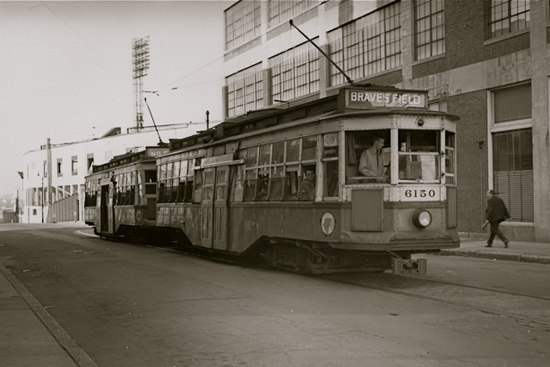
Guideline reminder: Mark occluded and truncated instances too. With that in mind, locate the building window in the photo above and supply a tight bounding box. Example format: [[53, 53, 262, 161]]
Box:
[[491, 84, 533, 222], [226, 63, 263, 118], [489, 0, 530, 38], [414, 0, 445, 61], [494, 84, 531, 123], [71, 156, 78, 176], [328, 2, 401, 87], [493, 129, 533, 222], [268, 0, 318, 28], [270, 41, 320, 103], [225, 0, 261, 50], [57, 158, 63, 177], [87, 154, 94, 174]]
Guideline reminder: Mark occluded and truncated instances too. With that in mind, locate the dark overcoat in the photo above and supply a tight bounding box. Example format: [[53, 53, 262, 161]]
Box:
[[486, 196, 510, 222]]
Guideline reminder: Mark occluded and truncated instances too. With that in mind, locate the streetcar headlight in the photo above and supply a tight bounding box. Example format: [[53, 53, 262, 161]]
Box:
[[412, 209, 432, 229]]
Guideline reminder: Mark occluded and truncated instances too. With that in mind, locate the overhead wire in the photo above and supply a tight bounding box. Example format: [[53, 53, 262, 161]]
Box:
[[41, 1, 125, 75]]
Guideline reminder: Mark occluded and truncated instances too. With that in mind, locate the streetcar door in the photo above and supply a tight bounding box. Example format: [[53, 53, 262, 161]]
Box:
[[200, 168, 215, 248], [212, 166, 229, 250], [100, 184, 109, 232], [200, 166, 229, 249]]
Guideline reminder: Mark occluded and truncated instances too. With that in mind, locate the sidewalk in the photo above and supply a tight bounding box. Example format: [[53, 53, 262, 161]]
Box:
[[0, 261, 96, 367], [439, 237, 550, 265]]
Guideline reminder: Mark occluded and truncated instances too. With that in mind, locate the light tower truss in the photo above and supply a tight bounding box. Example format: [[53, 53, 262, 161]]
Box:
[[132, 36, 150, 129]]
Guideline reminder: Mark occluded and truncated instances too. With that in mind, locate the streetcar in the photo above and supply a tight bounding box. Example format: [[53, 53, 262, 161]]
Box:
[[84, 146, 168, 241], [153, 85, 459, 274]]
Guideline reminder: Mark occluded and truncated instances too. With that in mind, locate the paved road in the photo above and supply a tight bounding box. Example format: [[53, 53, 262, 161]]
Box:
[[1, 223, 549, 366]]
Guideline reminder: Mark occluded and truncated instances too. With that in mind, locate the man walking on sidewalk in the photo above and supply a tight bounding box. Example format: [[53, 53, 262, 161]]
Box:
[[484, 190, 510, 248]]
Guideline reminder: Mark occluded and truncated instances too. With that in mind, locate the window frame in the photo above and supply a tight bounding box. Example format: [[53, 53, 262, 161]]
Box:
[[488, 85, 534, 223], [414, 0, 445, 61]]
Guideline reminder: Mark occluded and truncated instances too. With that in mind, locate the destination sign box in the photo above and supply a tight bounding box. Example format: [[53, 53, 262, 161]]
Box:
[[342, 88, 427, 110]]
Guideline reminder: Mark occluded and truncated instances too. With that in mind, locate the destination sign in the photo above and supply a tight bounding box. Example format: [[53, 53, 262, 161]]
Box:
[[145, 148, 169, 158], [345, 89, 427, 109]]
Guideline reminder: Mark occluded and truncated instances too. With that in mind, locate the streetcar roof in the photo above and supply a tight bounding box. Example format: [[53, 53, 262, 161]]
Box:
[[167, 85, 459, 154]]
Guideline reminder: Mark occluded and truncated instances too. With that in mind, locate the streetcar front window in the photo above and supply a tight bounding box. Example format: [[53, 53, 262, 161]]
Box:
[[398, 130, 440, 183], [345, 130, 391, 184]]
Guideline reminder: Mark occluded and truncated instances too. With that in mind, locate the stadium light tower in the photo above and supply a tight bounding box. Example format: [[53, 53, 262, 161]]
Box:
[[132, 36, 150, 129]]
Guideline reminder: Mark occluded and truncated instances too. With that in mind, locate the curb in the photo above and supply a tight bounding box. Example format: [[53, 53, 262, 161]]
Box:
[[438, 249, 550, 265], [0, 262, 98, 367]]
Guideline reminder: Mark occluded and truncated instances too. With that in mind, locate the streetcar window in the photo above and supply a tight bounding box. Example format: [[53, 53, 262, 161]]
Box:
[[145, 170, 157, 195], [284, 166, 299, 200], [286, 138, 300, 162], [345, 130, 391, 184], [130, 172, 136, 205], [298, 165, 316, 201], [232, 164, 244, 202], [164, 179, 171, 203], [398, 130, 440, 182], [137, 172, 144, 205], [301, 136, 317, 161], [259, 144, 271, 166], [272, 141, 285, 164], [170, 162, 179, 202], [215, 169, 227, 201], [269, 166, 284, 201], [322, 133, 338, 159], [445, 131, 456, 185], [203, 169, 215, 201], [158, 182, 165, 203], [324, 160, 339, 197], [256, 170, 269, 201], [244, 169, 257, 202], [193, 170, 203, 203], [145, 170, 157, 183], [246, 147, 258, 167], [184, 178, 194, 202]]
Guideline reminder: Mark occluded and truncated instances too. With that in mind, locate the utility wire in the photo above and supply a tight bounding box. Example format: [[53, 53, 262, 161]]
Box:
[[41, 2, 125, 75]]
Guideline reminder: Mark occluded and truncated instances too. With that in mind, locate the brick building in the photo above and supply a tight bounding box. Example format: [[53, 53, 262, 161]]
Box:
[[221, 0, 549, 242]]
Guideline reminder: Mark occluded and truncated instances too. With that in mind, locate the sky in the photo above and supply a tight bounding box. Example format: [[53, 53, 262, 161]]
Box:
[[0, 0, 231, 197]]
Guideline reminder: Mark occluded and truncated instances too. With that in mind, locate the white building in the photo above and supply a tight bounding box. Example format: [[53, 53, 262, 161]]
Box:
[[20, 124, 199, 224]]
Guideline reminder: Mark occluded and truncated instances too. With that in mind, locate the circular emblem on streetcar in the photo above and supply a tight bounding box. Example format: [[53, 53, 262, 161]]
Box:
[[320, 212, 335, 236], [136, 210, 143, 222]]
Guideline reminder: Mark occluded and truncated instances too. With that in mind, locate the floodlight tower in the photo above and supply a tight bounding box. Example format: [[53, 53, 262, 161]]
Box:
[[132, 36, 150, 129]]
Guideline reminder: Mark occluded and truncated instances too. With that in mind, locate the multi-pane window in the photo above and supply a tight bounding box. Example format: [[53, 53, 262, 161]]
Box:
[[226, 63, 263, 118], [157, 159, 194, 204], [414, 0, 445, 61], [489, 0, 530, 38], [242, 136, 318, 202], [491, 84, 533, 222], [85, 180, 98, 207], [268, 0, 318, 28], [328, 2, 401, 87], [225, 0, 261, 50], [270, 41, 320, 103], [493, 129, 533, 222], [113, 172, 136, 206]]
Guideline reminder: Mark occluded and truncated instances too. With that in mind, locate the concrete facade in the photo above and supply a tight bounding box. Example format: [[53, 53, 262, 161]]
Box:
[[221, 0, 550, 242]]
